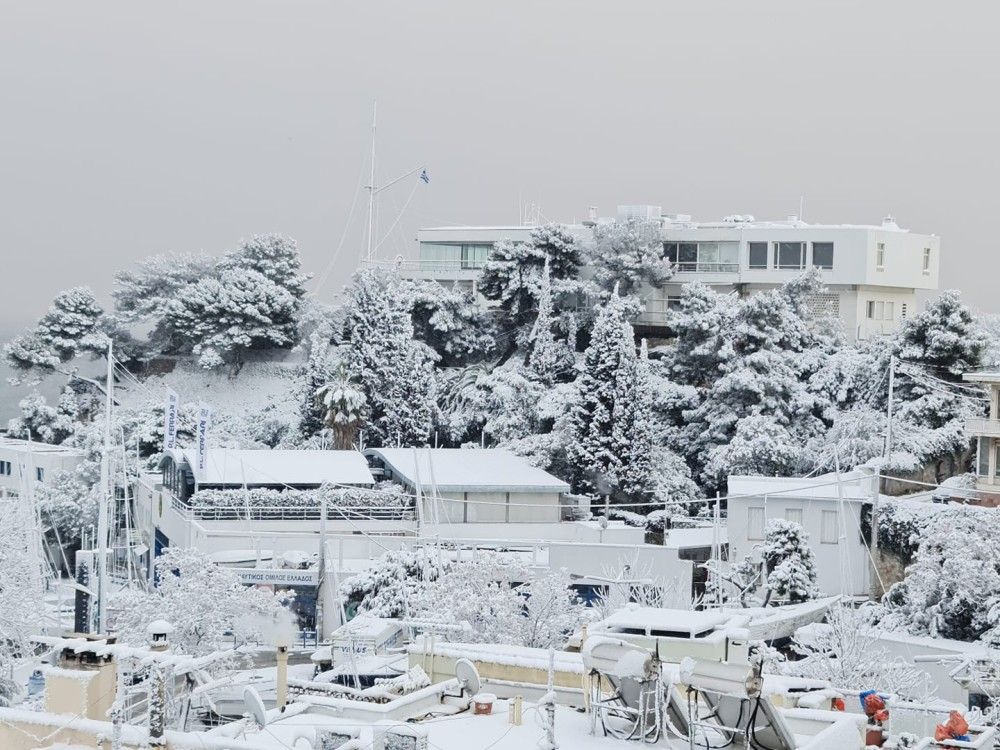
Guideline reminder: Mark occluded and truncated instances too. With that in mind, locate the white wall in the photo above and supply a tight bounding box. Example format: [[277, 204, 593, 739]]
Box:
[[727, 495, 871, 598], [0, 443, 83, 495]]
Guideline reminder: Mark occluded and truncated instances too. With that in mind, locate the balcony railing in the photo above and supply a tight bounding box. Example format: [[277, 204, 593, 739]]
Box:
[[170, 496, 416, 522], [674, 262, 739, 273], [966, 418, 1000, 438], [363, 258, 486, 273]]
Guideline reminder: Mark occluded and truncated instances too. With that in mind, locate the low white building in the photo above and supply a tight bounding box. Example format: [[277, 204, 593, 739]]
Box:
[[726, 472, 875, 599], [364, 447, 570, 524], [0, 436, 84, 494]]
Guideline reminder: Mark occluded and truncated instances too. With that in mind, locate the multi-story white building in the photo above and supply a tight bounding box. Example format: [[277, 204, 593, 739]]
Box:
[[0, 436, 85, 495], [962, 371, 1000, 506], [389, 207, 940, 341]]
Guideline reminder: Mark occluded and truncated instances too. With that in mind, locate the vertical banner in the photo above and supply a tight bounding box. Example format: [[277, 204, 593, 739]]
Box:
[[196, 402, 212, 473], [163, 389, 179, 451]]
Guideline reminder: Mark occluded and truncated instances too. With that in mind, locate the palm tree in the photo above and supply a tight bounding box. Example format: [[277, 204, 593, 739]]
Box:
[[315, 367, 366, 450]]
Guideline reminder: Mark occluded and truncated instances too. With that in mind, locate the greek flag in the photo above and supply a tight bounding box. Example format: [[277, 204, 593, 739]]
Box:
[[419, 169, 430, 184]]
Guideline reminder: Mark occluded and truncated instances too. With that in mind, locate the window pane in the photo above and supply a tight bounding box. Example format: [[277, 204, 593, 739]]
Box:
[[812, 242, 834, 269], [778, 242, 804, 269], [979, 437, 991, 476], [698, 243, 719, 266], [867, 301, 876, 319], [748, 507, 765, 540], [748, 242, 768, 269], [718, 242, 739, 267], [923, 247, 931, 271], [785, 508, 803, 526], [678, 243, 698, 270], [885, 302, 894, 320], [663, 243, 678, 264], [821, 510, 838, 544]]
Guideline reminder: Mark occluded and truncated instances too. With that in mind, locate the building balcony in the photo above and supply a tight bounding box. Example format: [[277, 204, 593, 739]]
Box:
[[966, 418, 1000, 439], [674, 262, 739, 274], [363, 258, 484, 281]]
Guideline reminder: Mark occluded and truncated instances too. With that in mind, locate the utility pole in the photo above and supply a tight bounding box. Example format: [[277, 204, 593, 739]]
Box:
[[96, 339, 113, 633], [874, 355, 895, 560], [365, 101, 378, 264], [317, 488, 328, 641]]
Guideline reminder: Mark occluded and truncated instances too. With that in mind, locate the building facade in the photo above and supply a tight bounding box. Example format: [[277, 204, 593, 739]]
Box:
[[384, 207, 939, 342], [963, 371, 1000, 506]]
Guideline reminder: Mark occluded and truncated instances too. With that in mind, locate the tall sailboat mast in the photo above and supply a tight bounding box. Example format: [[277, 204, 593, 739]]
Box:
[[96, 339, 113, 632], [365, 101, 378, 265]]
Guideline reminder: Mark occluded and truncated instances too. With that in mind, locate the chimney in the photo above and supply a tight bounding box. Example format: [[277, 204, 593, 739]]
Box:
[[147, 621, 174, 743], [45, 641, 117, 721]]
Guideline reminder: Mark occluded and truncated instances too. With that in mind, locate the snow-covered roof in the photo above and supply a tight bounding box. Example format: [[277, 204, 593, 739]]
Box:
[[162, 448, 374, 487], [332, 615, 401, 642], [963, 370, 1000, 384], [663, 527, 728, 550], [726, 472, 871, 502], [596, 606, 730, 636], [365, 448, 570, 494], [0, 436, 85, 456]]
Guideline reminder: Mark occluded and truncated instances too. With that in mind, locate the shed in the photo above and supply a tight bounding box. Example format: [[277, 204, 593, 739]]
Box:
[[364, 448, 569, 523]]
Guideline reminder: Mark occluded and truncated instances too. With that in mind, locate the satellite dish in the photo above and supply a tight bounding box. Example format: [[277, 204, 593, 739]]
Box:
[[243, 687, 268, 729], [455, 658, 481, 696]]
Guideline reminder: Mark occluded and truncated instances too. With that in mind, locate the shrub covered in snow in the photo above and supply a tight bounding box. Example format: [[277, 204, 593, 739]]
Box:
[[188, 482, 412, 515]]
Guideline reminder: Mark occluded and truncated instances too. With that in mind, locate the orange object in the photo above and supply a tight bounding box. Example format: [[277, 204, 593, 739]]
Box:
[[874, 709, 889, 723], [831, 697, 845, 712], [935, 724, 951, 741], [947, 711, 969, 737], [865, 727, 885, 747]]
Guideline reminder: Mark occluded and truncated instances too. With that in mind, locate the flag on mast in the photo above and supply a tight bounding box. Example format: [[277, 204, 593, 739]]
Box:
[[163, 388, 179, 451], [196, 402, 212, 473], [419, 169, 430, 184]]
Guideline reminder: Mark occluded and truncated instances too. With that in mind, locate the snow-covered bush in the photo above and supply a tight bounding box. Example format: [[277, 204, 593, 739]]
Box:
[[760, 519, 819, 604], [188, 482, 411, 514], [339, 547, 450, 619], [112, 547, 290, 663]]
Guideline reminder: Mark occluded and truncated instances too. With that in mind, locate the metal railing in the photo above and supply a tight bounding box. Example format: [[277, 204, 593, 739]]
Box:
[[363, 258, 487, 272], [674, 262, 739, 273], [170, 496, 416, 522]]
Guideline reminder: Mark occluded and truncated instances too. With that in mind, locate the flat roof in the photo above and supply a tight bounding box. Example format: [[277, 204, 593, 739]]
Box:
[[163, 448, 375, 486], [963, 371, 1000, 384], [598, 606, 730, 635], [0, 436, 85, 456], [365, 448, 570, 494]]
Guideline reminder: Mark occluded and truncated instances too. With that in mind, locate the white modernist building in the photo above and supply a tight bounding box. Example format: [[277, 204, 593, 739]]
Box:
[[726, 471, 876, 599], [391, 207, 939, 341], [963, 370, 1000, 506]]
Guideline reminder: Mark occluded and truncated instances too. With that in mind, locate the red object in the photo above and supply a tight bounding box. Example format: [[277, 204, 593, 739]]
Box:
[[864, 693, 886, 717], [936, 711, 970, 740], [874, 709, 889, 723], [831, 697, 845, 712]]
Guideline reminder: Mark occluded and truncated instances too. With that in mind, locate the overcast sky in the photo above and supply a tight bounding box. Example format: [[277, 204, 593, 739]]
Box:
[[2, 0, 998, 332]]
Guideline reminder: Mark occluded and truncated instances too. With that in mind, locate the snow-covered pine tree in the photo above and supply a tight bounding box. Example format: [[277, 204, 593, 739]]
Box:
[[164, 268, 299, 370], [567, 288, 637, 495], [614, 339, 655, 500], [588, 218, 673, 296], [5, 287, 107, 375], [527, 258, 563, 385], [341, 269, 435, 447], [661, 282, 736, 391], [221, 234, 311, 302], [761, 519, 819, 604], [408, 279, 496, 366], [6, 388, 77, 444]]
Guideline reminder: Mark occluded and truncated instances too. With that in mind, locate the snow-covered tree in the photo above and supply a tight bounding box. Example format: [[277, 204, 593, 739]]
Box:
[[0, 496, 45, 705], [760, 519, 819, 604], [704, 415, 801, 484], [613, 339, 656, 500], [316, 367, 366, 450], [878, 506, 1000, 643], [661, 283, 736, 391], [164, 268, 299, 370], [408, 280, 496, 366], [587, 219, 673, 296], [5, 287, 107, 376], [515, 568, 589, 649], [339, 547, 449, 619], [220, 234, 311, 302], [526, 259, 565, 385], [340, 269, 435, 447], [113, 547, 289, 663], [566, 291, 637, 495], [297, 327, 341, 440], [6, 388, 77, 444], [785, 606, 932, 699]]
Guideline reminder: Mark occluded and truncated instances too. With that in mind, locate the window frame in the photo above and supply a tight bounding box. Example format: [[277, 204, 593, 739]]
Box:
[[775, 242, 806, 270], [820, 509, 839, 544], [747, 507, 766, 541], [748, 242, 768, 270], [922, 247, 931, 274], [811, 242, 834, 270], [876, 242, 886, 271], [785, 508, 804, 526]]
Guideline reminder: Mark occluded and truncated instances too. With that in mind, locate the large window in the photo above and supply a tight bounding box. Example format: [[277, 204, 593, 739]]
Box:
[[664, 242, 739, 272], [748, 242, 768, 269], [812, 242, 834, 269], [747, 507, 765, 540], [419, 242, 492, 270], [775, 242, 806, 269], [866, 300, 895, 321]]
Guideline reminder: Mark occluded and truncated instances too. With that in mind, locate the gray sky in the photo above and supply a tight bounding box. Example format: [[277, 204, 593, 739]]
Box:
[[2, 0, 998, 332]]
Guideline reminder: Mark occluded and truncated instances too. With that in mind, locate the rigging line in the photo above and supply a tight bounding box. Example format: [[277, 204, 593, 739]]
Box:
[[314, 160, 367, 295]]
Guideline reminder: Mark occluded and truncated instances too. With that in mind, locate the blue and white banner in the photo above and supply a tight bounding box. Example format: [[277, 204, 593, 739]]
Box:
[[196, 402, 212, 473], [163, 389, 179, 451]]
